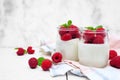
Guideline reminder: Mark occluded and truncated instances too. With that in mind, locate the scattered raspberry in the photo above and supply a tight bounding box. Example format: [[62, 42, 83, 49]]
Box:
[[16, 48, 25, 56], [93, 35, 104, 44], [110, 56, 120, 68], [41, 59, 52, 71], [28, 57, 38, 69], [52, 52, 62, 63], [109, 50, 117, 60], [27, 46, 35, 54], [61, 33, 72, 41], [38, 57, 45, 66]]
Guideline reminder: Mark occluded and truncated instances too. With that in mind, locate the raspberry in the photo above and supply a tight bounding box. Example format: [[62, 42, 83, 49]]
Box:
[[83, 30, 95, 43], [109, 50, 117, 60], [61, 33, 72, 41], [59, 27, 67, 36], [27, 46, 35, 54], [28, 57, 38, 69], [16, 48, 25, 56], [93, 35, 104, 44], [41, 59, 52, 71], [110, 56, 120, 68], [96, 27, 106, 37], [52, 52, 62, 63]]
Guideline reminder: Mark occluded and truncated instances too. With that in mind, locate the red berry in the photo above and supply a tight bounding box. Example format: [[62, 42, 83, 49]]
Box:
[[96, 27, 106, 37], [93, 35, 104, 44], [16, 48, 25, 56], [28, 57, 38, 69], [59, 27, 68, 36], [41, 59, 52, 71], [110, 56, 120, 68], [69, 25, 80, 39], [109, 50, 117, 60], [61, 33, 72, 41], [83, 30, 95, 43], [52, 52, 62, 63], [27, 46, 35, 54]]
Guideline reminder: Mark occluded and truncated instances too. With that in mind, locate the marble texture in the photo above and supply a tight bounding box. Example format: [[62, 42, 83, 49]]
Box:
[[0, 0, 120, 47]]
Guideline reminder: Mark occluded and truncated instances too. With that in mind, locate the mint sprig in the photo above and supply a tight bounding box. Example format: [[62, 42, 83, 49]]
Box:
[[95, 25, 103, 29], [61, 20, 72, 28], [85, 26, 95, 30], [38, 57, 45, 66]]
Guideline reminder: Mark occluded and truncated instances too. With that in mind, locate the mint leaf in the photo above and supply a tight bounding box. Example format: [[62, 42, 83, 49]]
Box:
[[38, 57, 45, 66], [24, 50, 27, 54], [61, 23, 68, 28], [85, 26, 95, 30], [67, 20, 72, 27], [95, 25, 103, 29], [14, 48, 18, 50]]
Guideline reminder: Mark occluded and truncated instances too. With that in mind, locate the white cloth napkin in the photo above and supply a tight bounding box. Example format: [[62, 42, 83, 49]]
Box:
[[50, 60, 120, 80]]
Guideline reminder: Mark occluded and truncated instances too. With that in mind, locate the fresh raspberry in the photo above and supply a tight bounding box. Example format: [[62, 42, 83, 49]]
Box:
[[16, 48, 25, 56], [96, 27, 106, 37], [93, 35, 104, 44], [41, 59, 52, 71], [69, 25, 80, 39], [84, 40, 93, 44], [59, 27, 68, 36], [27, 46, 35, 54], [61, 33, 72, 41], [110, 56, 120, 68], [109, 50, 117, 60], [52, 52, 62, 63], [28, 57, 38, 69], [83, 30, 95, 43]]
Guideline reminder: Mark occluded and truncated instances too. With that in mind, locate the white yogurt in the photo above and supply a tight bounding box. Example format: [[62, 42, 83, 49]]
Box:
[[56, 38, 79, 61], [78, 42, 109, 68]]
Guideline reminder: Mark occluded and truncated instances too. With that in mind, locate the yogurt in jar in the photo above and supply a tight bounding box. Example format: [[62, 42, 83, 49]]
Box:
[[56, 38, 79, 61], [78, 26, 109, 68], [78, 42, 109, 68]]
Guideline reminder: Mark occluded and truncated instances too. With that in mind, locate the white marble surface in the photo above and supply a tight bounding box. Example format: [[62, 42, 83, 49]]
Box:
[[0, 0, 120, 47], [0, 48, 87, 80]]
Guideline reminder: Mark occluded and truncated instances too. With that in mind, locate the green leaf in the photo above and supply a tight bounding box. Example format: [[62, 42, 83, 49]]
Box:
[[38, 57, 45, 66], [24, 50, 27, 54], [14, 48, 18, 50], [67, 20, 72, 27], [85, 26, 95, 30], [95, 25, 103, 29], [61, 23, 68, 28]]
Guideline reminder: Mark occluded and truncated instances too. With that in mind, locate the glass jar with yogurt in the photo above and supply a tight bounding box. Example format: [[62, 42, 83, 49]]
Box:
[[56, 20, 81, 61], [78, 26, 109, 68]]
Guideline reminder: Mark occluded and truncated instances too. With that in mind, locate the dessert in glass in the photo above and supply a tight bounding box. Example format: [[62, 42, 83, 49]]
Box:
[[56, 20, 81, 61], [78, 25, 109, 68]]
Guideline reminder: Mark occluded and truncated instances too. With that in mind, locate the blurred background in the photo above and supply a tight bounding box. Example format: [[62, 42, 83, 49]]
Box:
[[0, 0, 120, 47]]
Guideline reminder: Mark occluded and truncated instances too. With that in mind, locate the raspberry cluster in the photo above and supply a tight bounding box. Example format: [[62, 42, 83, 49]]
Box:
[[83, 25, 106, 44], [59, 20, 81, 41], [109, 50, 120, 68]]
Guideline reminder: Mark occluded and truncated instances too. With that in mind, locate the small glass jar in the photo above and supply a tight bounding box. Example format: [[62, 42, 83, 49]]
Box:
[[56, 26, 81, 61], [78, 29, 109, 68]]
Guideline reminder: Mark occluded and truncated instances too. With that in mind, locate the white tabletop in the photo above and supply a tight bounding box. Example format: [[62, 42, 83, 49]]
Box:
[[0, 48, 87, 80]]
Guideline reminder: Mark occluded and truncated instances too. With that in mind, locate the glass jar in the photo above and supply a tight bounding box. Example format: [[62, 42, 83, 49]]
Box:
[[78, 28, 109, 68], [56, 26, 81, 61]]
